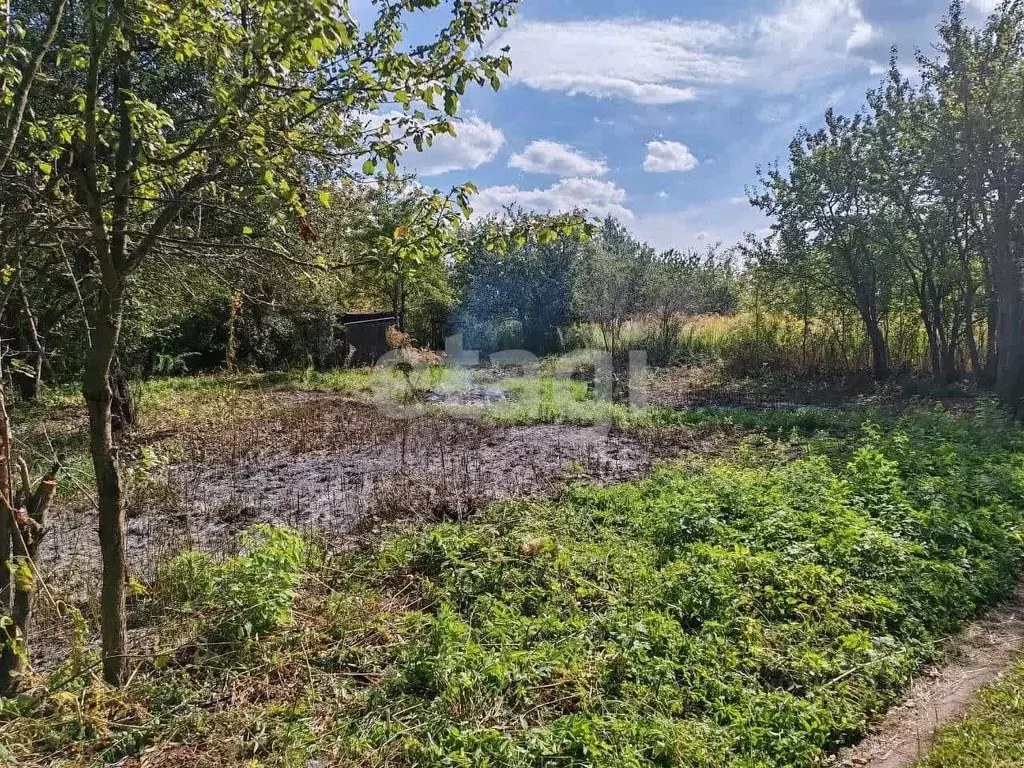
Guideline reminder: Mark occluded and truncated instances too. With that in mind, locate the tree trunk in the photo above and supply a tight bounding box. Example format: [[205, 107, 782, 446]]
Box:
[[13, 365, 40, 402], [17, 284, 44, 401], [964, 280, 983, 378], [109, 356, 135, 432], [992, 212, 1024, 414], [0, 390, 14, 694], [84, 294, 128, 686], [226, 292, 241, 373], [983, 250, 999, 384], [994, 287, 1024, 413], [862, 315, 889, 381], [923, 316, 942, 380], [966, 321, 983, 379], [2, 298, 42, 402], [7, 460, 60, 691], [801, 288, 811, 374], [395, 275, 407, 333]]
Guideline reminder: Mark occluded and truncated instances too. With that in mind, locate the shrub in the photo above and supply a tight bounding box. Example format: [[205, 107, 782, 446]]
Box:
[[157, 526, 307, 645]]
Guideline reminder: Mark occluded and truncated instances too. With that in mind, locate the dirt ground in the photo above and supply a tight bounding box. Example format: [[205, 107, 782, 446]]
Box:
[[40, 394, 728, 590]]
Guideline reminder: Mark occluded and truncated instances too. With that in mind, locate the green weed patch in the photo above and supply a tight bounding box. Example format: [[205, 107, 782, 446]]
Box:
[[4, 408, 1023, 767]]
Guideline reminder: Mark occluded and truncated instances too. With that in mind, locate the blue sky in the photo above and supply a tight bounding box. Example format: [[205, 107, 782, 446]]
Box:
[[360, 0, 998, 252]]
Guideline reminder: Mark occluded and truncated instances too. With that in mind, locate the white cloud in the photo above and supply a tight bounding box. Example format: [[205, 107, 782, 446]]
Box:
[[473, 178, 633, 220], [965, 0, 998, 13], [509, 140, 608, 176], [629, 197, 771, 252], [489, 0, 878, 104], [643, 141, 699, 173], [398, 116, 505, 176], [522, 74, 698, 105]]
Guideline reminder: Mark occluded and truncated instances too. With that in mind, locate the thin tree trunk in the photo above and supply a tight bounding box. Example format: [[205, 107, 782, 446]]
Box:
[[0, 389, 9, 601], [983, 249, 998, 383], [0, 388, 14, 693], [801, 288, 810, 374], [964, 267, 983, 378], [109, 356, 135, 431], [84, 288, 127, 686], [16, 284, 43, 400], [966, 316, 982, 379], [226, 292, 241, 372], [865, 318, 889, 381], [7, 459, 60, 688], [923, 316, 942, 380]]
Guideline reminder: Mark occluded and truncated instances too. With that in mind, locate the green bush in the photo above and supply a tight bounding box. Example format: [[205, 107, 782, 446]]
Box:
[[158, 526, 306, 645]]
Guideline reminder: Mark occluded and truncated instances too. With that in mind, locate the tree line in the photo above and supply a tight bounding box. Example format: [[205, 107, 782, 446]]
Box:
[[751, 0, 1024, 410]]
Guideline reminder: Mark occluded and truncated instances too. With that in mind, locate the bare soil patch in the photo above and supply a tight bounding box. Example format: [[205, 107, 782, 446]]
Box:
[[834, 586, 1024, 768], [647, 366, 984, 414], [41, 394, 729, 585]]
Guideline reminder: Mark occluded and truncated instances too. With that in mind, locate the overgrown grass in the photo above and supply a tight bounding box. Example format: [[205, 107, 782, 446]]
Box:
[[571, 311, 932, 377], [3, 363, 906, 511], [916, 662, 1024, 767], [3, 407, 1022, 767], [485, 373, 867, 436]]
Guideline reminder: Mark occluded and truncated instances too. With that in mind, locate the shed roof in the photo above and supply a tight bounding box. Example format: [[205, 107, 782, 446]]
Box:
[[340, 312, 397, 326]]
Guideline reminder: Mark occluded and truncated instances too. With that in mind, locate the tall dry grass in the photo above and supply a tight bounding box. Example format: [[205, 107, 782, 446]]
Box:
[[571, 311, 933, 377]]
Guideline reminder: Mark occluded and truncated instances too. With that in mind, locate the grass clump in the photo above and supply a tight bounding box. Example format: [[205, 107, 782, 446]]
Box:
[[916, 662, 1024, 767]]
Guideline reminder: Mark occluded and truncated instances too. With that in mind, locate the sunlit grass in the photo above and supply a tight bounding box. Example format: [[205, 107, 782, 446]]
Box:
[[571, 311, 934, 375], [916, 662, 1024, 767]]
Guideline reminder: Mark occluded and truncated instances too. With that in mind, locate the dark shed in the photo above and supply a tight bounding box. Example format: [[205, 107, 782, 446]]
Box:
[[340, 312, 396, 366]]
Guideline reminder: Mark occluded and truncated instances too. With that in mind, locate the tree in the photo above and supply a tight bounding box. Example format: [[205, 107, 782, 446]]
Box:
[[578, 218, 655, 364], [868, 63, 981, 382], [645, 246, 736, 367], [325, 176, 461, 337], [3, 0, 523, 686], [925, 0, 1024, 408], [456, 208, 589, 353], [754, 111, 899, 380]]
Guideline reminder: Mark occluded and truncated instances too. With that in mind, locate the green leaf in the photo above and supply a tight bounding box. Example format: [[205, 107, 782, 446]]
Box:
[[319, 190, 331, 208], [444, 90, 459, 117]]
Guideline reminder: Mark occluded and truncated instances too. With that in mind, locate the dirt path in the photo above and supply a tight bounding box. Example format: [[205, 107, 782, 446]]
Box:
[[835, 585, 1024, 768]]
